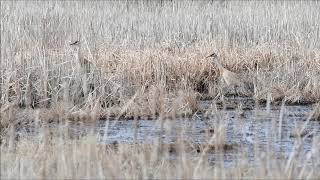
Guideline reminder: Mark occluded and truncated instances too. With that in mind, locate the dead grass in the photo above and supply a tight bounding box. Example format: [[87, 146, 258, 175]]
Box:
[[1, 2, 320, 119], [1, 1, 320, 179]]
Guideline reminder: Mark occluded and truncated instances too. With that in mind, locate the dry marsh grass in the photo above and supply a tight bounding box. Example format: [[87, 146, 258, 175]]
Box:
[[1, 1, 320, 179], [1, 1, 320, 116]]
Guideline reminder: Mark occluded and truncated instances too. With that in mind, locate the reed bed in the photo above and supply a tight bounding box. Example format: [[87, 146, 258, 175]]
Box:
[[1, 1, 320, 114], [1, 1, 320, 179]]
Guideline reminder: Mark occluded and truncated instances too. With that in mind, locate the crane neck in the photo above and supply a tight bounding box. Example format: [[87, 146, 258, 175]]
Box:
[[212, 58, 225, 70]]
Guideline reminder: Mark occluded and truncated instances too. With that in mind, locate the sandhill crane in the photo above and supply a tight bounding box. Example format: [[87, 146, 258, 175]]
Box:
[[70, 40, 92, 74], [70, 40, 95, 96], [206, 52, 254, 96]]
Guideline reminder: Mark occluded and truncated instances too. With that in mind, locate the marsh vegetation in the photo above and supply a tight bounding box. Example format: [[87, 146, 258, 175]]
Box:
[[1, 1, 320, 179]]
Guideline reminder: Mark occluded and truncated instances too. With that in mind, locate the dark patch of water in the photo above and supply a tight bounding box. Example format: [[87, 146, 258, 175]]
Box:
[[78, 99, 317, 166]]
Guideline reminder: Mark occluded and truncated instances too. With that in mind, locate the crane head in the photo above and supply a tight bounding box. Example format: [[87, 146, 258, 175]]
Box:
[[70, 40, 80, 46], [206, 52, 218, 59]]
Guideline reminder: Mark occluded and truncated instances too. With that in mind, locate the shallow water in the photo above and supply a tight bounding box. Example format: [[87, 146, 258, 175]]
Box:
[[88, 99, 318, 165], [98, 101, 318, 143], [18, 98, 320, 165], [90, 99, 320, 161]]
